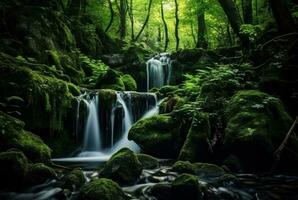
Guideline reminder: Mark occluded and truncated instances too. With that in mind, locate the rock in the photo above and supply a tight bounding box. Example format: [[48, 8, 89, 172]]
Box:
[[79, 178, 126, 200], [121, 74, 137, 91], [128, 114, 181, 157], [149, 183, 172, 200], [99, 148, 142, 185], [0, 149, 28, 189], [101, 54, 125, 67], [63, 168, 86, 190], [160, 96, 184, 114], [0, 111, 51, 163], [136, 154, 159, 169], [172, 173, 200, 200], [159, 85, 179, 96], [224, 90, 295, 172], [96, 68, 125, 91], [26, 163, 56, 185], [178, 113, 211, 162], [172, 161, 225, 177]]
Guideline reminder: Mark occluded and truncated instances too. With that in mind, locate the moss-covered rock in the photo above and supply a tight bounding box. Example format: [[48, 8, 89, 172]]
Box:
[[26, 163, 56, 185], [128, 114, 181, 157], [0, 111, 51, 163], [224, 90, 295, 172], [121, 74, 137, 91], [172, 173, 200, 200], [178, 113, 211, 162], [96, 69, 125, 91], [160, 96, 184, 114], [63, 168, 86, 190], [79, 178, 126, 200], [172, 161, 225, 177], [99, 148, 142, 185], [0, 149, 28, 189], [149, 183, 172, 200], [136, 154, 159, 169]]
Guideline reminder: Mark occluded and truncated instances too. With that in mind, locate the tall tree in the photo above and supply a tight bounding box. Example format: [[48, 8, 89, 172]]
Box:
[[242, 0, 253, 24], [196, 11, 208, 49], [269, 0, 296, 33], [161, 0, 169, 51], [134, 0, 153, 42], [127, 0, 135, 41], [174, 0, 180, 50], [105, 0, 115, 33], [116, 0, 127, 39]]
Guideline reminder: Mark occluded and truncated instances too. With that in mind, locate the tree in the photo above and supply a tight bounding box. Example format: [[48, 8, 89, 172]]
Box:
[[116, 0, 127, 39], [196, 0, 208, 50], [134, 0, 153, 41], [105, 0, 115, 33], [127, 0, 135, 41], [269, 0, 296, 33], [242, 0, 253, 24], [174, 0, 180, 50], [161, 0, 169, 51]]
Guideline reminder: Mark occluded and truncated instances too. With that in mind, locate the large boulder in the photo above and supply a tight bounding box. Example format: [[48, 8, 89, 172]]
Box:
[[63, 168, 86, 190], [99, 148, 142, 185], [224, 90, 296, 172], [0, 150, 28, 189], [121, 74, 137, 91], [96, 69, 125, 91], [172, 173, 200, 200], [25, 163, 56, 185], [128, 114, 181, 157], [0, 111, 51, 163], [136, 153, 159, 169], [79, 178, 127, 200]]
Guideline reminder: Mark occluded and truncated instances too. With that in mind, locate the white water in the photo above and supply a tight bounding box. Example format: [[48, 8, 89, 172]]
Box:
[[53, 91, 158, 162], [146, 53, 172, 91]]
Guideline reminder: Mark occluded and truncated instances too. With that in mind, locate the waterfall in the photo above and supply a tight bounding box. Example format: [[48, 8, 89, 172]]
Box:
[[146, 53, 172, 91], [82, 95, 101, 152]]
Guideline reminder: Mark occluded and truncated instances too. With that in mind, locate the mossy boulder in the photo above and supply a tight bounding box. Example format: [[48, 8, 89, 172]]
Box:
[[63, 168, 86, 190], [99, 148, 143, 185], [224, 90, 295, 172], [121, 74, 137, 91], [136, 154, 159, 169], [172, 161, 225, 177], [79, 178, 127, 200], [96, 69, 125, 91], [128, 114, 181, 157], [160, 96, 184, 114], [0, 111, 51, 163], [172, 173, 200, 200], [0, 150, 28, 189], [26, 163, 56, 185], [178, 113, 211, 162], [149, 183, 172, 200]]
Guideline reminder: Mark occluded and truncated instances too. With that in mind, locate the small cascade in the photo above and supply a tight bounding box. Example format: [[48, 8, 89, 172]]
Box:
[[146, 53, 172, 91]]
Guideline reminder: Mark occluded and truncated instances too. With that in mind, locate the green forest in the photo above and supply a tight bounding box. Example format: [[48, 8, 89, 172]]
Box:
[[0, 0, 298, 199]]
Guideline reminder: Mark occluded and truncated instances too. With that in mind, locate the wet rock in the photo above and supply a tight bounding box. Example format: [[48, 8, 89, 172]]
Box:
[[63, 168, 86, 190], [96, 69, 125, 91], [0, 149, 28, 189], [128, 114, 181, 157], [149, 183, 172, 200], [26, 163, 56, 185], [172, 173, 201, 200], [136, 154, 159, 169], [99, 148, 142, 185], [79, 178, 127, 200], [121, 74, 137, 91]]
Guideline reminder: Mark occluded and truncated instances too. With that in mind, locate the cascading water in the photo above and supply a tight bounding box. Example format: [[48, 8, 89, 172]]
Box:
[[146, 53, 172, 91]]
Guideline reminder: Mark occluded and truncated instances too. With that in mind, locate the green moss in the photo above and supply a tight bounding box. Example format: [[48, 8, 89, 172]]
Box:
[[159, 85, 179, 96], [149, 183, 172, 200], [178, 113, 211, 162], [99, 148, 142, 185], [0, 150, 28, 189], [128, 114, 181, 157], [172, 161, 196, 174], [26, 163, 56, 185], [79, 178, 126, 200], [97, 89, 117, 109], [172, 173, 200, 200], [136, 154, 159, 169], [67, 83, 80, 96], [0, 111, 51, 163], [96, 69, 125, 91], [63, 168, 86, 190], [160, 96, 185, 114], [121, 74, 137, 91]]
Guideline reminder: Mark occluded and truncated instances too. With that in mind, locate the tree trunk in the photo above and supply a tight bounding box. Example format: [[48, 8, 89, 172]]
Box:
[[242, 0, 253, 24], [127, 0, 135, 41], [269, 0, 296, 33], [174, 0, 180, 50], [105, 0, 115, 33], [161, 0, 169, 51], [191, 21, 197, 46], [69, 0, 87, 15], [117, 0, 127, 40], [134, 0, 153, 42], [196, 12, 208, 49]]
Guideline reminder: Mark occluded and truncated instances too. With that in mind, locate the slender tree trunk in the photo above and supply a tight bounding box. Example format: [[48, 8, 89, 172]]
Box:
[[174, 0, 180, 50], [134, 0, 153, 41], [255, 0, 258, 24], [127, 0, 135, 41], [105, 0, 115, 33], [117, 0, 127, 40], [242, 0, 253, 24], [190, 21, 197, 46], [196, 12, 208, 49], [227, 24, 233, 46], [161, 0, 169, 52], [269, 0, 296, 33]]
